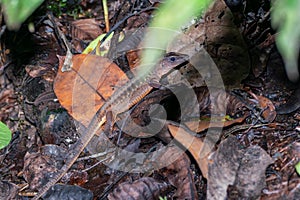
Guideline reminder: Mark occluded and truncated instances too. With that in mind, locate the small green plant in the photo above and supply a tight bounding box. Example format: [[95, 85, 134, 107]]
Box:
[[0, 0, 44, 30], [296, 161, 300, 175], [46, 0, 66, 16], [140, 0, 213, 75], [159, 196, 167, 200], [271, 0, 300, 82], [47, 0, 83, 18], [0, 121, 12, 150]]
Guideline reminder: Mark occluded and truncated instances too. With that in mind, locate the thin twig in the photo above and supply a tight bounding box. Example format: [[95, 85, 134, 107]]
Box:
[[47, 13, 73, 72], [102, 0, 110, 32]]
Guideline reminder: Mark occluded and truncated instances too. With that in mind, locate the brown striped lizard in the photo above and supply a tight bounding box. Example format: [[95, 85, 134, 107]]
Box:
[[32, 52, 189, 199]]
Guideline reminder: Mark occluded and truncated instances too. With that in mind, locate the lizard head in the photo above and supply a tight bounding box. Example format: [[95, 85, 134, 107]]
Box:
[[158, 52, 189, 77]]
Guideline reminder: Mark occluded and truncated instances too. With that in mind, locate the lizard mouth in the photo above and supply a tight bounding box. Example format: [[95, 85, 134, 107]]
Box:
[[163, 59, 189, 78]]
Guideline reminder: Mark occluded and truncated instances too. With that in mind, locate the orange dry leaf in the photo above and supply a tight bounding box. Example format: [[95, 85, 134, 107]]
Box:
[[257, 95, 276, 122], [184, 115, 247, 133], [248, 91, 276, 122], [71, 18, 103, 40], [168, 124, 210, 178], [126, 50, 141, 69], [168, 115, 247, 178], [54, 54, 128, 126]]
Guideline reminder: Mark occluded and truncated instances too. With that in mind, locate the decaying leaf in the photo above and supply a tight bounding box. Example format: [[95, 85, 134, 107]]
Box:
[[126, 49, 141, 69], [23, 145, 67, 190], [54, 54, 128, 127], [248, 91, 277, 122], [25, 65, 56, 81], [202, 0, 250, 88], [207, 136, 273, 199], [234, 145, 274, 198], [71, 18, 104, 52], [0, 89, 16, 122], [107, 177, 170, 200], [184, 115, 246, 133], [71, 18, 103, 40], [161, 147, 199, 199], [168, 124, 209, 179], [0, 181, 19, 200], [168, 124, 273, 199]]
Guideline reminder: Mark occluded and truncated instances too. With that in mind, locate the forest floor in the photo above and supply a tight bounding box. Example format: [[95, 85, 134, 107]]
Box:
[[0, 0, 300, 199]]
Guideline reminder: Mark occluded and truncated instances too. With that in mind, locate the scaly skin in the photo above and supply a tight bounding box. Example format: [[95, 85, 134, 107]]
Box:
[[32, 52, 188, 199]]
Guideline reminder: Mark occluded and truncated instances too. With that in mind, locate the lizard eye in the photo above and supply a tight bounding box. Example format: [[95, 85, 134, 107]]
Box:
[[169, 56, 176, 62]]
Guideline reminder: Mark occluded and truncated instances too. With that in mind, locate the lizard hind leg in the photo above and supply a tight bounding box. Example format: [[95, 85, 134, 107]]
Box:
[[104, 111, 114, 134], [148, 79, 162, 89]]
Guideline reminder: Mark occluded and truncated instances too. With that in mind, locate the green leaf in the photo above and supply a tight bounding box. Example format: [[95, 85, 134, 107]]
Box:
[[1, 0, 45, 30], [296, 161, 300, 175], [271, 0, 300, 82], [0, 121, 12, 150], [82, 31, 114, 56], [139, 0, 213, 75]]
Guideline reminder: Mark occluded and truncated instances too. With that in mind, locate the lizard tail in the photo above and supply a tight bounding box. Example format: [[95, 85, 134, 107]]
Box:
[[32, 112, 106, 200]]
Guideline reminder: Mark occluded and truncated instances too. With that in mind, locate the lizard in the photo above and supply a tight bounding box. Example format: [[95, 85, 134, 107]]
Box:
[[32, 52, 189, 199]]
